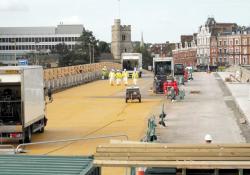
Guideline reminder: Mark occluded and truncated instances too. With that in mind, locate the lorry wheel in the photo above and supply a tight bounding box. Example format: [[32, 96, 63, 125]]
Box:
[[39, 127, 45, 133], [38, 118, 45, 133], [125, 99, 128, 103], [24, 126, 32, 143], [139, 98, 141, 103]]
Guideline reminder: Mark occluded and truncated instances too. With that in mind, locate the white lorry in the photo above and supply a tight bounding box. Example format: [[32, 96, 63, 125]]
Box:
[[0, 66, 47, 143], [153, 57, 174, 93], [121, 53, 142, 77]]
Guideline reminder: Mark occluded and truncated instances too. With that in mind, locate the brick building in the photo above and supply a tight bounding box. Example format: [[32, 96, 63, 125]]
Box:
[[197, 17, 237, 66], [149, 42, 175, 57], [216, 29, 250, 65], [173, 35, 197, 67]]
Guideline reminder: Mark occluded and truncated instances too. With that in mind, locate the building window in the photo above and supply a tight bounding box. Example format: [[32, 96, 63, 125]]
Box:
[[224, 41, 227, 46], [124, 48, 127, 52], [122, 35, 126, 41], [224, 49, 227, 54], [243, 39, 247, 45], [219, 48, 222, 54], [219, 40, 222, 46], [235, 39, 239, 45]]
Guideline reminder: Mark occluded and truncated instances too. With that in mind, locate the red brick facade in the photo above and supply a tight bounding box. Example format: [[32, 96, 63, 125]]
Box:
[[216, 33, 250, 65], [173, 47, 197, 67]]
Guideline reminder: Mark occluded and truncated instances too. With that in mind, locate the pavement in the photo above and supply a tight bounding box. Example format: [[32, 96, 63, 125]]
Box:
[[218, 72, 250, 124], [157, 72, 246, 144]]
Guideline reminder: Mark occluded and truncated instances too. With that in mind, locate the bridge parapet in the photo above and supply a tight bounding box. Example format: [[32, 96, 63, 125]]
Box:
[[43, 62, 121, 91]]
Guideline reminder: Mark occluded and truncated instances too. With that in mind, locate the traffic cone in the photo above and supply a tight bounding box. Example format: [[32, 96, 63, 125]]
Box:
[[137, 167, 145, 175]]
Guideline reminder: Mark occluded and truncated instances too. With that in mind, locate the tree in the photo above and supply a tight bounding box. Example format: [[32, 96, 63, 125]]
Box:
[[97, 41, 110, 53], [134, 43, 153, 69], [53, 43, 70, 66], [53, 29, 110, 66]]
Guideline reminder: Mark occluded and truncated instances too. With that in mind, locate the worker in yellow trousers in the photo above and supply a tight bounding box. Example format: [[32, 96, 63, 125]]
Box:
[[132, 70, 139, 85], [122, 69, 128, 86], [116, 70, 122, 86]]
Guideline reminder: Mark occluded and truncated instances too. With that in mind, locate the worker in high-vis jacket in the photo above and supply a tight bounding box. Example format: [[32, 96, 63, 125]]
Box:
[[101, 66, 108, 80], [132, 69, 139, 85], [116, 70, 122, 86], [109, 69, 115, 86], [122, 69, 128, 86]]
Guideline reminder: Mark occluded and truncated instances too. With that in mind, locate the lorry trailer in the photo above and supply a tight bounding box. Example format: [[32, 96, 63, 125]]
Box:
[[152, 57, 174, 94], [121, 53, 142, 77], [0, 66, 47, 143]]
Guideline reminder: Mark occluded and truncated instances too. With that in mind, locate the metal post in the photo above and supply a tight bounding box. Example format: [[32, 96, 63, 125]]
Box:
[[15, 134, 128, 153], [89, 43, 91, 64], [182, 169, 186, 175], [214, 169, 219, 175], [239, 169, 243, 175], [92, 45, 95, 63]]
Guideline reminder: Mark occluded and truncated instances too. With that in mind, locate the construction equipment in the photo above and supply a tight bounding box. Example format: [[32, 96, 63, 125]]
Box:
[[125, 86, 141, 103], [163, 80, 185, 100], [186, 66, 194, 80], [121, 53, 142, 78], [0, 66, 47, 143], [153, 57, 174, 94], [174, 63, 185, 85]]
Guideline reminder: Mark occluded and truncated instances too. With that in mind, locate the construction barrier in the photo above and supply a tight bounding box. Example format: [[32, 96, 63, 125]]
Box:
[[44, 62, 121, 92]]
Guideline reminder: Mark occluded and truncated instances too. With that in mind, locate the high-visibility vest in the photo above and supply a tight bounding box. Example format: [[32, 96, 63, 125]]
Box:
[[116, 72, 122, 79], [132, 72, 138, 79]]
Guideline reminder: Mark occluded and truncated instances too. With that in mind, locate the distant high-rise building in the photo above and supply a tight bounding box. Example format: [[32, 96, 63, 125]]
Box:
[[111, 19, 133, 62], [0, 24, 84, 65]]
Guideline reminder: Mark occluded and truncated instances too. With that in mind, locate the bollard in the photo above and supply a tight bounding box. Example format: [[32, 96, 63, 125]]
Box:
[[136, 167, 145, 175]]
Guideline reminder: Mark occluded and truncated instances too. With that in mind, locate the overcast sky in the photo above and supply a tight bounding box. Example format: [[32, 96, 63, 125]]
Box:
[[0, 0, 250, 43]]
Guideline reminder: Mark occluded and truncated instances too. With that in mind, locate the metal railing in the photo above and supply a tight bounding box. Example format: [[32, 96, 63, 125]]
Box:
[[15, 134, 128, 153]]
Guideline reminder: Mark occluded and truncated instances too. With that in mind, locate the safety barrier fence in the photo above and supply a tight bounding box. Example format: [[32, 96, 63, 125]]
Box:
[[44, 62, 121, 91]]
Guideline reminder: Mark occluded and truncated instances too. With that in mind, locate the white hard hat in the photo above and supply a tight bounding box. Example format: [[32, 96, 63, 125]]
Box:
[[204, 134, 212, 142], [124, 69, 126, 71]]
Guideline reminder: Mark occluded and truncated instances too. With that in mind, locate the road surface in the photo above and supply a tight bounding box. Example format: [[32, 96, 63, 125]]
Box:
[[157, 72, 246, 143], [25, 71, 162, 175]]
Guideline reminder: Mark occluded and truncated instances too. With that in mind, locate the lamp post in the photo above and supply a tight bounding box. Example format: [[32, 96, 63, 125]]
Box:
[[88, 43, 91, 64], [92, 45, 95, 63], [88, 43, 95, 64]]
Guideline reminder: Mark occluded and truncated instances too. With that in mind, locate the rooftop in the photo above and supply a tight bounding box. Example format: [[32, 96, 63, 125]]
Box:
[[0, 155, 95, 175], [0, 24, 84, 35]]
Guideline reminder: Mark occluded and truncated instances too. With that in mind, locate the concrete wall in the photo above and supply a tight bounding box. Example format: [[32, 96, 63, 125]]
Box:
[[226, 65, 250, 83], [44, 62, 121, 91]]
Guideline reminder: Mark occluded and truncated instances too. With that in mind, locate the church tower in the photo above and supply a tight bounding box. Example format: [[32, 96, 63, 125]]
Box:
[[111, 19, 133, 62]]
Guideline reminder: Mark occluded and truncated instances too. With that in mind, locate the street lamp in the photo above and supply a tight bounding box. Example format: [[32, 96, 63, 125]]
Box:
[[88, 43, 95, 64]]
